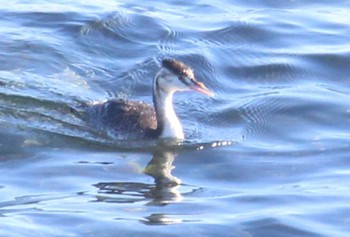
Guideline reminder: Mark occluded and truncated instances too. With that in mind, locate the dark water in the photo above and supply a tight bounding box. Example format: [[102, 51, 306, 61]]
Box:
[[1, 0, 350, 236]]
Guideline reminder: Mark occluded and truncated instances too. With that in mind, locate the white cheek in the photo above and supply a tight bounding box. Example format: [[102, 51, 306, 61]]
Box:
[[179, 78, 192, 91], [157, 71, 190, 93], [165, 76, 181, 91]]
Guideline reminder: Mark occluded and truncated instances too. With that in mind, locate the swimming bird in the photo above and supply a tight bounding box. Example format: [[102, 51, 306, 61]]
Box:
[[86, 59, 213, 140]]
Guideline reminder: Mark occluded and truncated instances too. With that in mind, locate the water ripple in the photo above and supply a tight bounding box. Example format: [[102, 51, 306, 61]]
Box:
[[1, 1, 350, 237]]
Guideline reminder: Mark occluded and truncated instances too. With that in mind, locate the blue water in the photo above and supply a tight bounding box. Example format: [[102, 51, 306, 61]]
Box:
[[1, 1, 350, 236]]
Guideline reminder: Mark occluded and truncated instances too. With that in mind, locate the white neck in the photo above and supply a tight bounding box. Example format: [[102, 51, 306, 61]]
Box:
[[154, 90, 184, 139], [153, 74, 184, 139]]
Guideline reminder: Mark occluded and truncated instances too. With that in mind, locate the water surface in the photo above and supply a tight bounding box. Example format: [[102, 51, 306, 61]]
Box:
[[1, 0, 350, 236]]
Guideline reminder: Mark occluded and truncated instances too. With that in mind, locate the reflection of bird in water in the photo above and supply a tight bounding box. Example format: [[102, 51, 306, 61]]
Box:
[[86, 59, 212, 140], [144, 149, 181, 186], [93, 149, 183, 207]]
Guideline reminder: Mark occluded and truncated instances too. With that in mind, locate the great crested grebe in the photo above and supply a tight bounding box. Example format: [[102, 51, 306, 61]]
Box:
[[86, 59, 213, 140]]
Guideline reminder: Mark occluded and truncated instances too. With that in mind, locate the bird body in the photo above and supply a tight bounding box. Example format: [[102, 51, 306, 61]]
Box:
[[86, 59, 212, 140], [86, 99, 158, 139]]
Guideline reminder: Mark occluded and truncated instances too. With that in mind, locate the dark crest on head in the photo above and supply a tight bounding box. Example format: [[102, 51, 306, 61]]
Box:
[[162, 59, 195, 80]]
